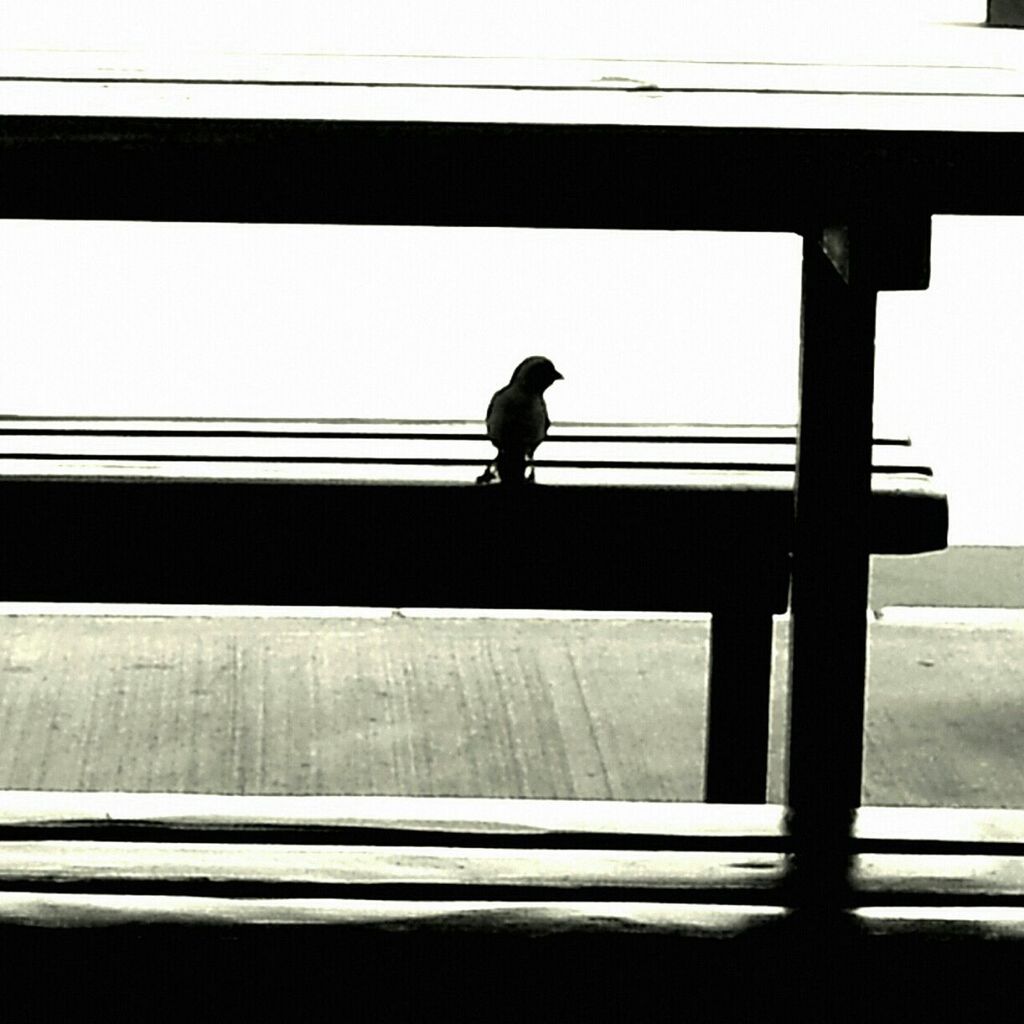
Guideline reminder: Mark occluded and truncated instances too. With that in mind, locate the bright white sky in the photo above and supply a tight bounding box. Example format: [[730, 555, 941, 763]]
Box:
[[0, 1, 1020, 544]]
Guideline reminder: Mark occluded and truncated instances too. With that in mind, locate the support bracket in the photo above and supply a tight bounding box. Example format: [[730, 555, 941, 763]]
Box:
[[819, 216, 932, 292], [989, 0, 1024, 27]]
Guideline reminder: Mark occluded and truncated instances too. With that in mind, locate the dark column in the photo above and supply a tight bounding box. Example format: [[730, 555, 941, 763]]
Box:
[[785, 232, 878, 906], [704, 608, 775, 803]]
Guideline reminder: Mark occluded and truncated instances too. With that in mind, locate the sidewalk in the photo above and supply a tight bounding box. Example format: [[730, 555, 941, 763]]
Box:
[[0, 611, 1021, 806]]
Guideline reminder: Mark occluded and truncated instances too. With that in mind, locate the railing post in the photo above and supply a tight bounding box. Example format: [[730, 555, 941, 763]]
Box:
[[785, 231, 879, 906], [785, 215, 930, 907]]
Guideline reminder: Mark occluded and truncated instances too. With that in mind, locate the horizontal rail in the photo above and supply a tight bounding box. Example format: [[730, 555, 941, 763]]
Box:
[[0, 842, 785, 902], [7, 77, 1024, 137], [0, 452, 934, 474], [0, 793, 784, 832], [0, 422, 912, 447], [0, 891, 784, 933], [4, 34, 1024, 100], [3, 795, 1023, 856], [0, 422, 935, 491], [2, 843, 1024, 907], [1, 892, 1023, 941]]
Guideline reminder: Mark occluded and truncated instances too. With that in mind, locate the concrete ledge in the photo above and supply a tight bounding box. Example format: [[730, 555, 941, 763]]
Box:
[[871, 546, 1024, 609]]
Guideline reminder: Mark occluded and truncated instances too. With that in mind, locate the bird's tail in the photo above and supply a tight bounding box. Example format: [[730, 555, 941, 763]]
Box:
[[496, 449, 528, 486]]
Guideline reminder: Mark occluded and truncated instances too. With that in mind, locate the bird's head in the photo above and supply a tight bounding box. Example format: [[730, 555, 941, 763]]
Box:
[[509, 355, 564, 394]]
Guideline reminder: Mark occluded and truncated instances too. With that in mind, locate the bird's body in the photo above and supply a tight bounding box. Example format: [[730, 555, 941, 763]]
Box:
[[478, 356, 563, 486]]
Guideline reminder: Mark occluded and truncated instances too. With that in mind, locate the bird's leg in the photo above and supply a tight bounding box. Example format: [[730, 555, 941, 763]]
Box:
[[476, 461, 498, 485], [525, 448, 540, 484]]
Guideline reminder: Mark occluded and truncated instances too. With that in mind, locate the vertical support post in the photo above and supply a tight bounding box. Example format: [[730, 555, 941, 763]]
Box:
[[705, 608, 774, 803], [785, 232, 878, 906]]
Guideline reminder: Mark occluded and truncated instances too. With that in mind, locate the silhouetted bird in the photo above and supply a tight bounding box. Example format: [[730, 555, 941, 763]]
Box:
[[477, 356, 563, 486]]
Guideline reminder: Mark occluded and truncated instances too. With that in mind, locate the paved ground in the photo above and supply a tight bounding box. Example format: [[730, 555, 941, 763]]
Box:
[[1, 612, 1022, 807], [870, 548, 1024, 609]]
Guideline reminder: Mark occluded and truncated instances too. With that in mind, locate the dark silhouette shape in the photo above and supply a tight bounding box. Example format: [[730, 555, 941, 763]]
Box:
[[477, 356, 563, 486]]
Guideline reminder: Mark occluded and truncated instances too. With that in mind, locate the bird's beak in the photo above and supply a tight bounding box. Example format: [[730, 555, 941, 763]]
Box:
[[554, 371, 564, 380]]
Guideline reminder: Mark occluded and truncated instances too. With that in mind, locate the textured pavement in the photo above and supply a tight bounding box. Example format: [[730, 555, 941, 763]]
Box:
[[1, 613, 1022, 807]]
